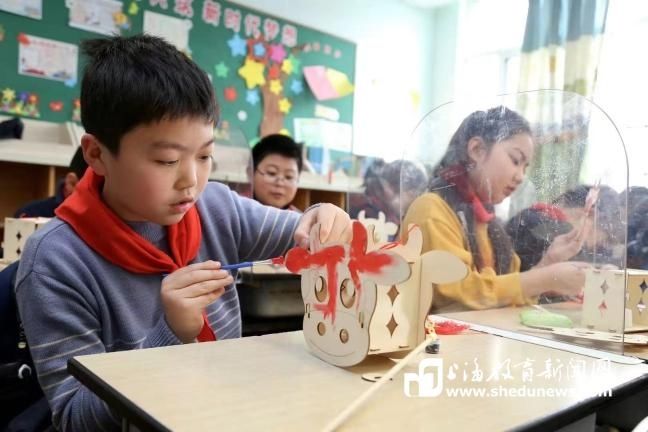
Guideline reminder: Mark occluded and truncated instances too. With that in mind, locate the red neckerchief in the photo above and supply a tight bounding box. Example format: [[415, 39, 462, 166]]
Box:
[[530, 203, 568, 221], [56, 168, 215, 342], [439, 165, 494, 223]]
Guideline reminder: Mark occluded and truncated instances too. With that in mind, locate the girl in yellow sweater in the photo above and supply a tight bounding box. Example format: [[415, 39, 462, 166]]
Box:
[[403, 106, 588, 312]]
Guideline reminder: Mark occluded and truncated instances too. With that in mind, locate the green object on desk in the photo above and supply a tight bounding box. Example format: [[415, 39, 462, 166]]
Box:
[[520, 309, 573, 328]]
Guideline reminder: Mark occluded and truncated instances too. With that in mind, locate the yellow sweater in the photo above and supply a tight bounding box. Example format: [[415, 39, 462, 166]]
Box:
[[403, 192, 527, 313]]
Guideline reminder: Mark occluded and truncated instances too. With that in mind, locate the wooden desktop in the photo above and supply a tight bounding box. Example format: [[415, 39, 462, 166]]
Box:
[[69, 323, 648, 431]]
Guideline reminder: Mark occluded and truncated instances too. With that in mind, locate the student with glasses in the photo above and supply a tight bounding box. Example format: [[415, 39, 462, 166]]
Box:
[[251, 134, 303, 211]]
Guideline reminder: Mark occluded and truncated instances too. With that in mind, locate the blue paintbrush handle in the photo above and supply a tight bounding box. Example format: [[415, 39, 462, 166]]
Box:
[[163, 260, 266, 276], [220, 262, 255, 270]]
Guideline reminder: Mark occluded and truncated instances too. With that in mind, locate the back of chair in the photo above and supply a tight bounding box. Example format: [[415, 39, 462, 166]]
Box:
[[0, 261, 21, 368], [0, 261, 51, 430], [633, 416, 648, 432]]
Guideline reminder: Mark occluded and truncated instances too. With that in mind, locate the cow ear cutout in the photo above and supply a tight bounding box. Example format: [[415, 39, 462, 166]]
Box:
[[420, 250, 468, 284]]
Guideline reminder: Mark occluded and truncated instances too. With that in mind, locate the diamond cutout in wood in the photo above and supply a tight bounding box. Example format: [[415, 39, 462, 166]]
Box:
[[386, 314, 398, 336], [638, 299, 646, 315], [640, 280, 648, 294], [387, 285, 399, 305], [598, 300, 608, 315], [600, 280, 610, 295], [16, 231, 22, 241]]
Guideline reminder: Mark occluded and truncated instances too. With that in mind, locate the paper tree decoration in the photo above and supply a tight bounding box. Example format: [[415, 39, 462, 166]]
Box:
[[303, 65, 354, 101], [285, 221, 467, 367], [233, 35, 304, 137]]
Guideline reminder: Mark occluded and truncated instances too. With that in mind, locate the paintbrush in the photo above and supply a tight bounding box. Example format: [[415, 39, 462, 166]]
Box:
[[162, 256, 285, 278], [220, 256, 285, 270]]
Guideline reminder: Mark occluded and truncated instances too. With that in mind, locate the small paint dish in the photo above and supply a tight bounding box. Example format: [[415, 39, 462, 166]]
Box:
[[433, 320, 470, 335]]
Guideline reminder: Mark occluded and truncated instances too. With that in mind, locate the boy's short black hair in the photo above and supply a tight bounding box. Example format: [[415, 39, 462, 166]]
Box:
[[252, 134, 303, 172], [80, 34, 218, 154]]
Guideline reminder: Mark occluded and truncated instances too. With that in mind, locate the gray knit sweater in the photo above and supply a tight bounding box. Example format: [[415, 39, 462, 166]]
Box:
[[15, 181, 300, 431]]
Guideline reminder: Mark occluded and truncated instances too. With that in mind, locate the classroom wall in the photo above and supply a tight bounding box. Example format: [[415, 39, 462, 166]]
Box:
[[231, 0, 437, 161], [430, 2, 460, 109]]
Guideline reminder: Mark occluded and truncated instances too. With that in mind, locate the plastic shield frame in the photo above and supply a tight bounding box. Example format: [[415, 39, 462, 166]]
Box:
[[399, 90, 639, 357]]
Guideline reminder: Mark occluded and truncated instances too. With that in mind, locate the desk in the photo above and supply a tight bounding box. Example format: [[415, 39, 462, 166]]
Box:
[[69, 331, 648, 432], [441, 305, 648, 361]]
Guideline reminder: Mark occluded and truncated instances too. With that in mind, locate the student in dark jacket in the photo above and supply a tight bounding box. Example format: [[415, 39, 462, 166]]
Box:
[[13, 147, 87, 218], [507, 185, 621, 272]]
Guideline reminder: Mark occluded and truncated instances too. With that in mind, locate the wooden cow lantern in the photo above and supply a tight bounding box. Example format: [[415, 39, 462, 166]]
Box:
[[582, 268, 648, 332], [356, 210, 397, 243], [285, 221, 467, 367], [364, 223, 467, 357]]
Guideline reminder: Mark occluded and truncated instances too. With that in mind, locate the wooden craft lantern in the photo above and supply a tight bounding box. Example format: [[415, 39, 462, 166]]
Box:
[[356, 210, 397, 243], [583, 268, 648, 332], [3, 217, 51, 262], [285, 221, 467, 367]]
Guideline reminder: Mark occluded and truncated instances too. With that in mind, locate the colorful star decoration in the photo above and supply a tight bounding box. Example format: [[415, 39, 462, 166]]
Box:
[[224, 87, 237, 102], [214, 62, 229, 78], [281, 58, 293, 75], [253, 42, 266, 57], [2, 88, 16, 102], [227, 33, 247, 57], [246, 38, 268, 63], [238, 58, 266, 89], [269, 79, 283, 95], [49, 101, 64, 112], [269, 43, 287, 64], [17, 33, 30, 45], [286, 54, 301, 74], [268, 64, 281, 80], [128, 1, 139, 15], [246, 89, 260, 105], [278, 98, 291, 113], [113, 12, 130, 30], [290, 79, 303, 95]]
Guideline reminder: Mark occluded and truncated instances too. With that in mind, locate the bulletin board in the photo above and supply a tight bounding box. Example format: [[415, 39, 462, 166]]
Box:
[[0, 0, 356, 146]]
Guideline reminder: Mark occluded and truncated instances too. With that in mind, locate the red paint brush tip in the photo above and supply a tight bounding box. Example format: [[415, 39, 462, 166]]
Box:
[[271, 256, 285, 265]]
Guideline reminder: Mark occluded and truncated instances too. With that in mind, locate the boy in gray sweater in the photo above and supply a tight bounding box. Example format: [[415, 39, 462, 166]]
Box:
[[15, 34, 351, 431]]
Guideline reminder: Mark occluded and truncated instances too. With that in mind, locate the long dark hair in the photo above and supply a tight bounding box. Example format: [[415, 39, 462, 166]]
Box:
[[430, 106, 532, 274]]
